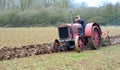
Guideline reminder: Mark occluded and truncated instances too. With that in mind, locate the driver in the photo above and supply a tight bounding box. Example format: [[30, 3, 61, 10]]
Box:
[[75, 15, 86, 35]]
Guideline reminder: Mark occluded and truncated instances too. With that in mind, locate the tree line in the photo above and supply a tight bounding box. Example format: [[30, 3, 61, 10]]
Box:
[[0, 0, 120, 27]]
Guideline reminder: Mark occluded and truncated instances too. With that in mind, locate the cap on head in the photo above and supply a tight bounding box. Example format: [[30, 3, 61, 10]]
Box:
[[76, 15, 80, 18]]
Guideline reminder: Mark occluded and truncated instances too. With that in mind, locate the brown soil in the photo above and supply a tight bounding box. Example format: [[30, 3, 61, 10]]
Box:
[[0, 35, 120, 61], [0, 43, 52, 61]]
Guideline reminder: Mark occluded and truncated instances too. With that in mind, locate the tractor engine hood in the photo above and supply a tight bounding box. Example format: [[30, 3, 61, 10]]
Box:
[[58, 23, 82, 40]]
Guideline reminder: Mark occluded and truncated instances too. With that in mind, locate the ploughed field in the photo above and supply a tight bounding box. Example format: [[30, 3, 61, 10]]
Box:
[[0, 26, 120, 48], [0, 26, 120, 70]]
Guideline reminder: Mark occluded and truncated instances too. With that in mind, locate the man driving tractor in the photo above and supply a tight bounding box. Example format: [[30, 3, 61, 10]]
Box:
[[74, 15, 86, 36]]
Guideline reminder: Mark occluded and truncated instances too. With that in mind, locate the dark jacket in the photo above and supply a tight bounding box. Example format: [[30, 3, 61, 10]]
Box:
[[77, 18, 86, 30]]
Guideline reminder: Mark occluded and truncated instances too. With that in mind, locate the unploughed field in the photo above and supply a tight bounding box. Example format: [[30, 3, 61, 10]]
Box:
[[0, 26, 120, 70]]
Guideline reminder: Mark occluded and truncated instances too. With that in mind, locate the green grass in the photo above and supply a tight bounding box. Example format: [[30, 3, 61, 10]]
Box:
[[70, 53, 89, 59], [0, 45, 120, 70], [0, 27, 120, 70]]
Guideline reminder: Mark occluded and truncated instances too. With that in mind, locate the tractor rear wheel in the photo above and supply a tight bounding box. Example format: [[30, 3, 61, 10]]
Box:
[[88, 26, 101, 50], [75, 36, 84, 52]]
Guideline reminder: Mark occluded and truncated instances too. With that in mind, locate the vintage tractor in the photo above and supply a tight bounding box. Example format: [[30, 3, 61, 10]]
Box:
[[51, 23, 102, 52]]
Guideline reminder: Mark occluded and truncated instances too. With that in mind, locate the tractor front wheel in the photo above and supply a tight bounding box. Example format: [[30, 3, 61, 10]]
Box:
[[75, 36, 84, 52], [51, 39, 60, 52]]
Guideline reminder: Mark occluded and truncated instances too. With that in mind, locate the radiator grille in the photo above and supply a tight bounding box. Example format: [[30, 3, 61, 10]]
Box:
[[58, 27, 69, 39]]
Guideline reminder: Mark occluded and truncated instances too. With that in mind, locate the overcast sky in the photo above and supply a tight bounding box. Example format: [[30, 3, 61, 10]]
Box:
[[74, 0, 120, 7]]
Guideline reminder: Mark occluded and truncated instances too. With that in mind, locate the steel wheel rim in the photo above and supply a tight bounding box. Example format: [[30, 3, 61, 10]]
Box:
[[78, 38, 83, 49], [52, 39, 60, 52], [75, 36, 84, 52], [93, 28, 101, 47]]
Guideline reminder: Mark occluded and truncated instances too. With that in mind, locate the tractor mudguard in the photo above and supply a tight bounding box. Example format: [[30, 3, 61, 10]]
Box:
[[85, 23, 102, 37]]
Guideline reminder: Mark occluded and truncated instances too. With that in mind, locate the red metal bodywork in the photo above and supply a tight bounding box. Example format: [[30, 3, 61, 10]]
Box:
[[66, 24, 81, 38], [85, 23, 102, 37]]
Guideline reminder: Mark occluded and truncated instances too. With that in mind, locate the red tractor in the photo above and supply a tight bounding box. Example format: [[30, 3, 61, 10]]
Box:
[[51, 23, 102, 52]]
